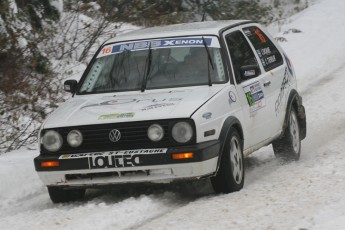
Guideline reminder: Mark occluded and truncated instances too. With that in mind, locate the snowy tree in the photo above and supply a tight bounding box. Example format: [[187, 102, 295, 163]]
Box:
[[0, 0, 60, 152], [80, 0, 273, 27]]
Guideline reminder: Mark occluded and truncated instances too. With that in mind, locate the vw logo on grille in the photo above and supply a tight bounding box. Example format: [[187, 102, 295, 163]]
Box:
[[109, 129, 121, 142]]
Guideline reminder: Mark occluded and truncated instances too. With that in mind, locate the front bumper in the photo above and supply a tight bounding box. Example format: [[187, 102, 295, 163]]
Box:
[[34, 140, 220, 187]]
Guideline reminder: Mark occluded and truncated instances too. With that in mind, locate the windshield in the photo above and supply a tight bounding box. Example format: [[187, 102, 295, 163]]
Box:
[[79, 36, 226, 94]]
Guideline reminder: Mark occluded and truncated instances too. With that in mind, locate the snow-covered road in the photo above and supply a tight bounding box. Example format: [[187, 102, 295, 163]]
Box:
[[1, 0, 345, 229]]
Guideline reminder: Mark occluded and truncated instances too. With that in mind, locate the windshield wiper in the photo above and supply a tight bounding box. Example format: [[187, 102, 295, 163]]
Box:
[[109, 49, 131, 89], [202, 36, 214, 86], [141, 43, 152, 92]]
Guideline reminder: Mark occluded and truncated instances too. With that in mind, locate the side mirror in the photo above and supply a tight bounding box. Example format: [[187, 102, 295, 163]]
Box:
[[64, 80, 78, 94], [240, 65, 261, 80]]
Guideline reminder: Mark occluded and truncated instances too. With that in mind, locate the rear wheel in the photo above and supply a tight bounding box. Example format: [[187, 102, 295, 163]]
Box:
[[211, 127, 244, 193], [48, 186, 86, 203], [273, 107, 301, 161]]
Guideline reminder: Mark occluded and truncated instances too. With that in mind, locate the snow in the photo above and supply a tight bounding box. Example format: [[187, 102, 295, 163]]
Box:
[[1, 0, 345, 229], [50, 0, 63, 14], [277, 0, 345, 93], [8, 0, 18, 14]]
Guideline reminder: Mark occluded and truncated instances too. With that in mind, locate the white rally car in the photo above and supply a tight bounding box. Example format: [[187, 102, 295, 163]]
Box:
[[34, 20, 306, 203]]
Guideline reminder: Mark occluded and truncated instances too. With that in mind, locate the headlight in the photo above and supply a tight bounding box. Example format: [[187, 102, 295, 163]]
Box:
[[147, 124, 164, 142], [67, 130, 83, 147], [42, 130, 63, 152], [172, 122, 193, 143]]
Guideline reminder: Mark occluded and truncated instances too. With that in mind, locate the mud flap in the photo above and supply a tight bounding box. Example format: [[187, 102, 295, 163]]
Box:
[[296, 95, 307, 140]]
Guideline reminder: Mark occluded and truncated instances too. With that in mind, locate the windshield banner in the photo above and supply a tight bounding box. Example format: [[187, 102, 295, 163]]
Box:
[[98, 36, 219, 58]]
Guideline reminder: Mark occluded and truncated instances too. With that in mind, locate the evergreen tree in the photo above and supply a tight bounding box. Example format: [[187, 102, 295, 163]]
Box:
[[0, 0, 60, 152], [88, 0, 273, 26]]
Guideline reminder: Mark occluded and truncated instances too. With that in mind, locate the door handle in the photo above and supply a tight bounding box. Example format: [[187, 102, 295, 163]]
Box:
[[263, 81, 271, 87]]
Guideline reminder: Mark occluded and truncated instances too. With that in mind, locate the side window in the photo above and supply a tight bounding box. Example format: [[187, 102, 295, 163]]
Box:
[[225, 31, 259, 83], [243, 26, 283, 71]]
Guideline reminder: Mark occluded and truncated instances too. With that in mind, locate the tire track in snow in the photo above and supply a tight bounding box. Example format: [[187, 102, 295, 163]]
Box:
[[0, 178, 212, 230], [301, 63, 345, 97], [300, 62, 345, 153]]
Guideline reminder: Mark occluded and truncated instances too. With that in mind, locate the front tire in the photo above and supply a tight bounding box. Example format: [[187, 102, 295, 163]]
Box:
[[272, 107, 301, 161], [211, 127, 244, 193], [48, 186, 86, 203]]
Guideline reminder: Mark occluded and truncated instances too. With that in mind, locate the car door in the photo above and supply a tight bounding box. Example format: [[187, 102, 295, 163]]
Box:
[[242, 26, 286, 136], [222, 29, 274, 149]]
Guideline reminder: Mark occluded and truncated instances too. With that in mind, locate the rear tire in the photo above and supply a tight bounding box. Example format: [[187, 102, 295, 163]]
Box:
[[272, 107, 301, 161], [211, 127, 244, 193], [48, 186, 86, 203]]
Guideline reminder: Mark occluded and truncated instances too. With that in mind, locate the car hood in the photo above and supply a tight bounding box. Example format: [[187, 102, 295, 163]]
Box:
[[43, 85, 226, 128]]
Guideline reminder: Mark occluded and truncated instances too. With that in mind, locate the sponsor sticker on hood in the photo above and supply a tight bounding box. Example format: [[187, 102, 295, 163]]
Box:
[[42, 85, 226, 128], [98, 112, 135, 120]]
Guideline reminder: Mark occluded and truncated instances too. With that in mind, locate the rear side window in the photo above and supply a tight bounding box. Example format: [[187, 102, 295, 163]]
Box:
[[243, 26, 283, 71]]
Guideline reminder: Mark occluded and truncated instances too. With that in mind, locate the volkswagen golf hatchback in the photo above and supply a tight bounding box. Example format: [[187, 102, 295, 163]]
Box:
[[34, 20, 306, 203]]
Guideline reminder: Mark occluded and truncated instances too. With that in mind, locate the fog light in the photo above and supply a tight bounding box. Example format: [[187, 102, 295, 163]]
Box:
[[147, 124, 164, 142], [67, 130, 83, 147]]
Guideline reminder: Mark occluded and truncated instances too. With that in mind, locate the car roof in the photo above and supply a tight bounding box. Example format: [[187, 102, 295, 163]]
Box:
[[106, 20, 251, 44]]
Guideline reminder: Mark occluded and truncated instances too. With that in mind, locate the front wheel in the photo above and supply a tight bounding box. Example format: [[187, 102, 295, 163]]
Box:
[[272, 107, 301, 161], [47, 186, 86, 203], [211, 127, 244, 193]]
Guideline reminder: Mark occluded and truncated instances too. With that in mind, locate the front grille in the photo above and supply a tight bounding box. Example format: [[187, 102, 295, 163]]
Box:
[[41, 119, 195, 154]]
